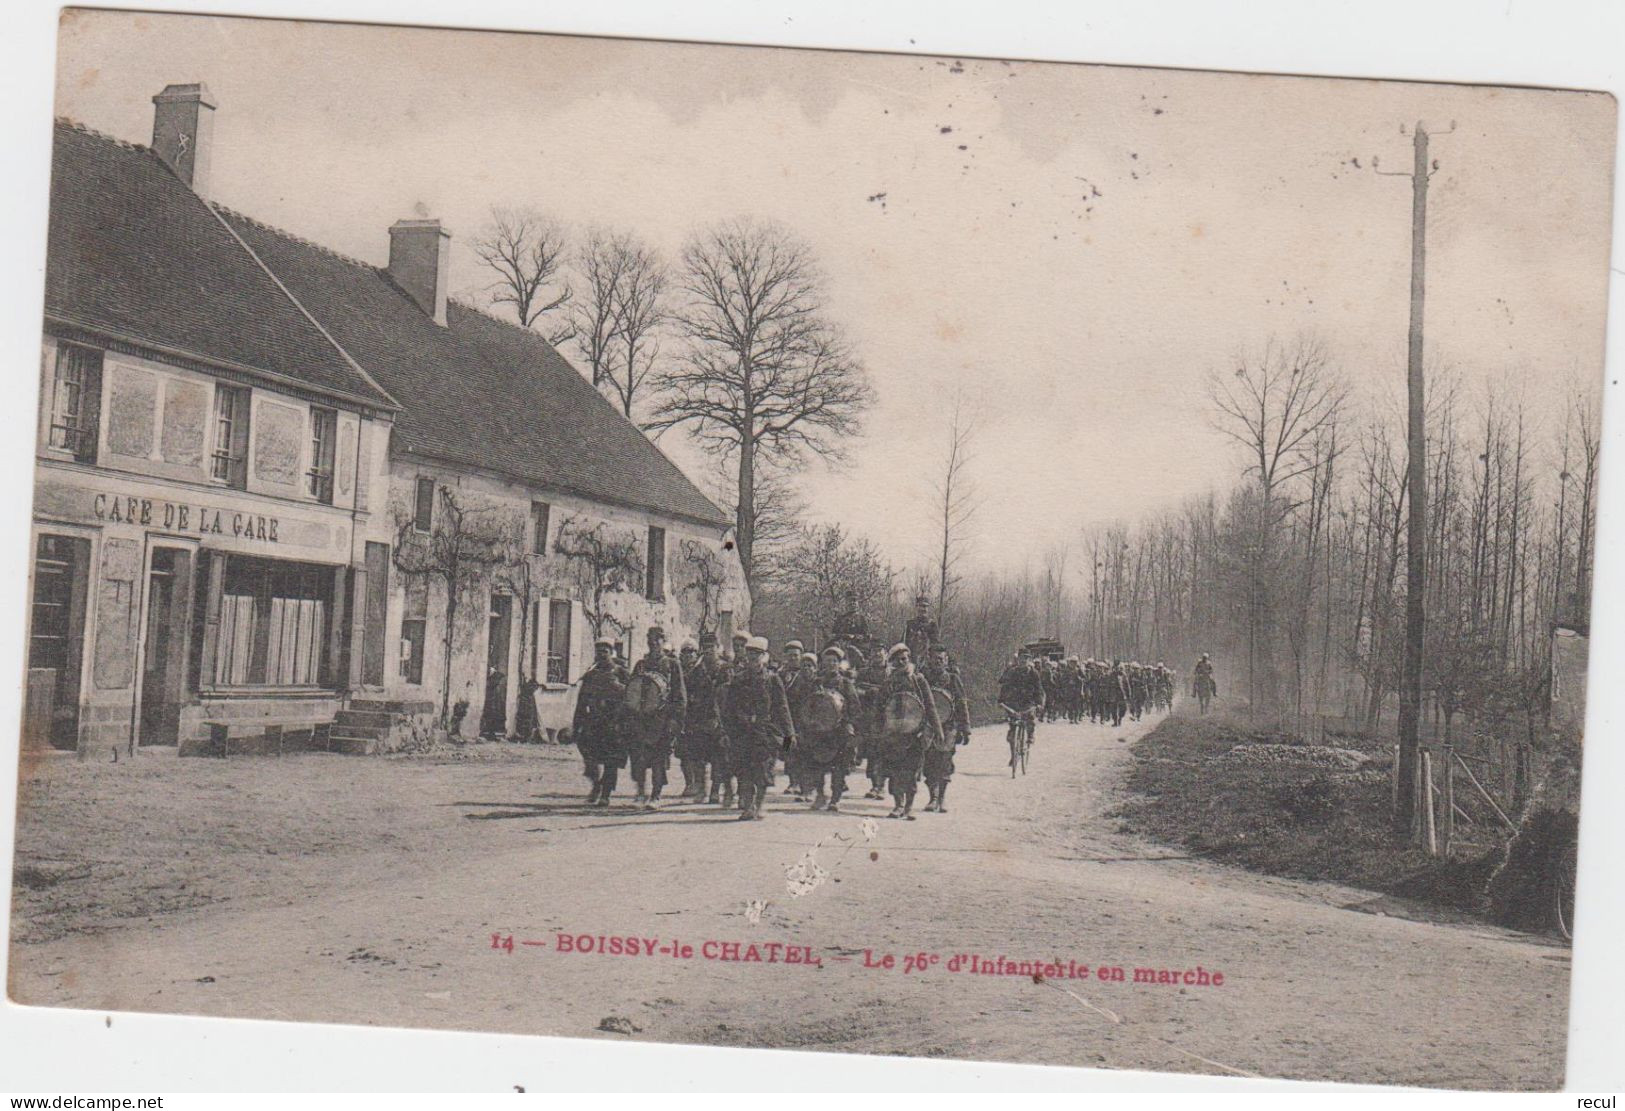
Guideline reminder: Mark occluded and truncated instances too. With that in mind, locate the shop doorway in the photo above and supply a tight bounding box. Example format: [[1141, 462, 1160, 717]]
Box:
[[139, 546, 194, 746], [25, 533, 91, 750], [362, 541, 389, 688], [481, 594, 512, 737]]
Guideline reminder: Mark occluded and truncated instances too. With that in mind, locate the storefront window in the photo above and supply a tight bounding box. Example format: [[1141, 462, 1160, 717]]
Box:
[[213, 555, 333, 687]]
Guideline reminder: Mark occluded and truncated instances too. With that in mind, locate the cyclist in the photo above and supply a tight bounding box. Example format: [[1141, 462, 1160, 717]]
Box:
[[996, 650, 1045, 768]]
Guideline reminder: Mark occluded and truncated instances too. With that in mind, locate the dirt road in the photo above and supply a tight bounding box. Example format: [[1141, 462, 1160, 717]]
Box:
[[9, 714, 1570, 1088]]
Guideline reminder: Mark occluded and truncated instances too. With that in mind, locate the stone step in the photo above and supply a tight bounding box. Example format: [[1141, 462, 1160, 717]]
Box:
[[334, 709, 395, 729], [327, 734, 381, 756], [329, 724, 387, 741]]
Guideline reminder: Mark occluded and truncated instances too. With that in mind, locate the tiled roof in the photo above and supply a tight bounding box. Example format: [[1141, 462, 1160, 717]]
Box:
[[219, 210, 731, 528], [45, 121, 395, 409]]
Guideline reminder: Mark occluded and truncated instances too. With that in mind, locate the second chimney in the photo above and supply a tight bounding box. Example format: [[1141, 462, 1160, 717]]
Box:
[[388, 219, 451, 326], [151, 83, 216, 195]]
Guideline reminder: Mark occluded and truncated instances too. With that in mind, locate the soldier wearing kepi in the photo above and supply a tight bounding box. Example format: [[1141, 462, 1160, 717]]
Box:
[[803, 645, 862, 811], [877, 642, 943, 820], [626, 626, 687, 809], [722, 636, 796, 821], [572, 638, 630, 807], [921, 642, 970, 814]]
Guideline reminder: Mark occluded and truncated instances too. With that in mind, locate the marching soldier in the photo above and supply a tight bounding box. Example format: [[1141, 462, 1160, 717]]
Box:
[[831, 590, 871, 654], [1193, 652, 1217, 714], [627, 626, 687, 809], [777, 640, 811, 798], [722, 635, 796, 821], [857, 644, 891, 800], [1104, 660, 1130, 727], [877, 642, 943, 820], [903, 594, 939, 662], [572, 638, 630, 807], [675, 641, 702, 798], [921, 642, 970, 814], [678, 637, 726, 802], [803, 645, 862, 811]]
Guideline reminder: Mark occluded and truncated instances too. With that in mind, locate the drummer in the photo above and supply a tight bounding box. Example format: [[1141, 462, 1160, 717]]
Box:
[[627, 625, 688, 809], [877, 642, 943, 820], [797, 647, 858, 811], [921, 641, 970, 814]]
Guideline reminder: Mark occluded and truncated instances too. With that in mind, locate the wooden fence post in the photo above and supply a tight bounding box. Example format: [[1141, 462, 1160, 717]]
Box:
[[1421, 748, 1438, 856], [1449, 747, 1462, 857]]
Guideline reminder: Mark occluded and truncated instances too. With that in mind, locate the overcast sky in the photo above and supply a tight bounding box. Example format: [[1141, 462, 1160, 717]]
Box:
[[52, 11, 1616, 575]]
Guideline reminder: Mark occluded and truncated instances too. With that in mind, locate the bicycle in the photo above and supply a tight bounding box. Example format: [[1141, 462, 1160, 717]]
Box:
[[999, 703, 1036, 778]]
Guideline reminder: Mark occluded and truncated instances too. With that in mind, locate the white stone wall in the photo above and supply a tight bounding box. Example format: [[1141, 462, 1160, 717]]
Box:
[[373, 456, 748, 735]]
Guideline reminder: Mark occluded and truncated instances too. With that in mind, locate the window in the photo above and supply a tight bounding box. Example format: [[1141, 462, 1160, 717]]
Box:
[[307, 407, 337, 503], [210, 384, 250, 487], [413, 477, 435, 532], [48, 343, 102, 462], [531, 501, 551, 555], [645, 525, 666, 601], [400, 575, 427, 685], [213, 556, 334, 688], [546, 599, 572, 685]]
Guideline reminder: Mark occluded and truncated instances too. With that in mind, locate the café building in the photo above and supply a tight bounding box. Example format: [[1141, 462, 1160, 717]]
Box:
[[29, 93, 399, 755], [28, 84, 747, 756]]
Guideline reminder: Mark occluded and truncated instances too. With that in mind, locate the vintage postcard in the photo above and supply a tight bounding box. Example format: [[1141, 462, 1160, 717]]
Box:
[[6, 8, 1616, 1090]]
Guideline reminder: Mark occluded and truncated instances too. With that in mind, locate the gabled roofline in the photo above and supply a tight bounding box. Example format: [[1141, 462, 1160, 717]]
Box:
[[392, 446, 733, 533], [205, 200, 401, 411], [44, 313, 400, 416]]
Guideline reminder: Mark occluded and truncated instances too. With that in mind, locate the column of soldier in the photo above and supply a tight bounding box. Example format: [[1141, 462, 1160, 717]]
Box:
[[999, 652, 1177, 728], [568, 595, 972, 823]]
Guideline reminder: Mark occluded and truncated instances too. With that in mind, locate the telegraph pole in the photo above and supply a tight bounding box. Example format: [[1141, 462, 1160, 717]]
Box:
[[1382, 120, 1443, 836]]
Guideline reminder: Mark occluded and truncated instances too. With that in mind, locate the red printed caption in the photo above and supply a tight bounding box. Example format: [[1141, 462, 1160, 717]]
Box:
[[488, 932, 1226, 986]]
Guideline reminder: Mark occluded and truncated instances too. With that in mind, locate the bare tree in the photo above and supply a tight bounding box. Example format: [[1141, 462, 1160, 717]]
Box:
[[1205, 335, 1347, 713], [932, 388, 980, 622], [769, 523, 895, 648], [1206, 335, 1349, 503], [552, 514, 644, 640], [470, 206, 573, 346], [650, 219, 874, 585], [605, 237, 669, 420], [570, 227, 628, 389]]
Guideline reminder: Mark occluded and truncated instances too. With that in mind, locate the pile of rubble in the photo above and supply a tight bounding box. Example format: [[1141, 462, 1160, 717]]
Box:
[[1224, 743, 1369, 771]]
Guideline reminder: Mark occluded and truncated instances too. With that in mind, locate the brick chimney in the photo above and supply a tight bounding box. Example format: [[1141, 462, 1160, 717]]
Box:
[[387, 219, 451, 326], [151, 83, 216, 195]]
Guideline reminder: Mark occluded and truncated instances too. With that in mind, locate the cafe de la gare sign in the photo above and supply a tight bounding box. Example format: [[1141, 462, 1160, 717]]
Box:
[[93, 491, 282, 541]]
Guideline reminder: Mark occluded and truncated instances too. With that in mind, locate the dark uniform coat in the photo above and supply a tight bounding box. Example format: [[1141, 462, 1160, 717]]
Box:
[[721, 665, 795, 789], [572, 658, 630, 767]]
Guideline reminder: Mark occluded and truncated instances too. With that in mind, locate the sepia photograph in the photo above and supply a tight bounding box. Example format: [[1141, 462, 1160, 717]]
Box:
[[4, 2, 1622, 1093]]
